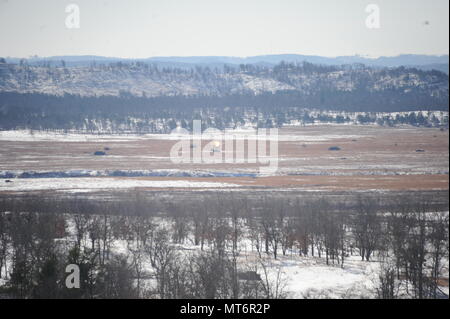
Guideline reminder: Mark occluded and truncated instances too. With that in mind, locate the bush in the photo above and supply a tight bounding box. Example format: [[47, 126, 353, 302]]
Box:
[[328, 146, 341, 151]]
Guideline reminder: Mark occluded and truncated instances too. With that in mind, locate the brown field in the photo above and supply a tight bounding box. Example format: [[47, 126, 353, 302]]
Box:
[[130, 174, 449, 191], [0, 125, 448, 193]]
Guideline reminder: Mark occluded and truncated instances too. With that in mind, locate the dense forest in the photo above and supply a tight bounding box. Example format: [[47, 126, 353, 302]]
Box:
[[0, 60, 448, 132], [0, 91, 448, 132]]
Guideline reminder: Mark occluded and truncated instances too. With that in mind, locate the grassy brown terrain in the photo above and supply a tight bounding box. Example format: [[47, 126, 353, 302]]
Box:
[[0, 125, 448, 193]]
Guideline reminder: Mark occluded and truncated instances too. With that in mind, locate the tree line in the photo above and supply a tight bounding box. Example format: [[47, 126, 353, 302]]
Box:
[[0, 91, 447, 132], [0, 193, 448, 299]]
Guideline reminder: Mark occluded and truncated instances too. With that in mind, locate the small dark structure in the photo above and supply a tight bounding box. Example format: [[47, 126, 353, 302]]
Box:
[[238, 271, 261, 281], [416, 149, 425, 153], [104, 147, 111, 151], [328, 146, 341, 151], [94, 151, 107, 156], [5, 180, 13, 183]]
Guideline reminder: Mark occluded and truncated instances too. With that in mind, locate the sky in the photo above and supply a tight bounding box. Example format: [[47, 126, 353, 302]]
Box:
[[0, 0, 448, 58]]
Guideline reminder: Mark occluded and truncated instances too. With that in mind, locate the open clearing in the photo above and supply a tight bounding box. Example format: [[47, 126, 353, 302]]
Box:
[[0, 125, 448, 193]]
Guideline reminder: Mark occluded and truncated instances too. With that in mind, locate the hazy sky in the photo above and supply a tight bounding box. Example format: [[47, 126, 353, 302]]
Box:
[[0, 0, 448, 58]]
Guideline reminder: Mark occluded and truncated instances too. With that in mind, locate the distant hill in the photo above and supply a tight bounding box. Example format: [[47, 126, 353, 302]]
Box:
[[0, 59, 448, 130], [3, 54, 449, 73], [1, 60, 448, 100], [0, 58, 448, 131]]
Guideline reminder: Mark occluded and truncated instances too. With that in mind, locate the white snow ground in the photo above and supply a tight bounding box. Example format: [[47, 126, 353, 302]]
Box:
[[0, 129, 366, 143], [270, 255, 379, 298], [0, 178, 239, 192]]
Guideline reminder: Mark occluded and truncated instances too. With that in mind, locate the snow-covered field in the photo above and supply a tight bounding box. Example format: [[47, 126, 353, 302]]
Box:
[[0, 177, 239, 192], [270, 255, 379, 298], [0, 128, 366, 143], [0, 125, 447, 193]]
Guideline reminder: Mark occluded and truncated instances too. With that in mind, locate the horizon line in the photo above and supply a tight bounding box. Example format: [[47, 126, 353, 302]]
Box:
[[3, 53, 449, 61]]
